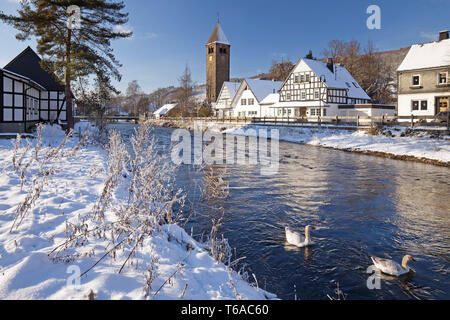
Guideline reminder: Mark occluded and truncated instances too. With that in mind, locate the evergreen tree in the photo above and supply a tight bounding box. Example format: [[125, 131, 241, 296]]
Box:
[[0, 0, 132, 129]]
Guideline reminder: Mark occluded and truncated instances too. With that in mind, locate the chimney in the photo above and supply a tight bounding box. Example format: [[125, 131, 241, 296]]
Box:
[[327, 58, 334, 73], [439, 30, 449, 41]]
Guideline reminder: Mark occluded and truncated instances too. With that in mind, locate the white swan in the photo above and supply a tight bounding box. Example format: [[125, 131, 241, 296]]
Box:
[[371, 255, 416, 276], [285, 225, 316, 247]]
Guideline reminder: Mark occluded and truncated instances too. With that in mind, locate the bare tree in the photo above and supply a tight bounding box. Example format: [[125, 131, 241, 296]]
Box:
[[268, 59, 294, 81], [177, 64, 194, 117]]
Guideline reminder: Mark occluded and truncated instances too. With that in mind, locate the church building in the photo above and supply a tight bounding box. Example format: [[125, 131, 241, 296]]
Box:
[[206, 22, 230, 104]]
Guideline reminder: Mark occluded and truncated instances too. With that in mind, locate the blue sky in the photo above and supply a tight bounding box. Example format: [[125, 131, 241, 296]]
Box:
[[1, 0, 449, 93]]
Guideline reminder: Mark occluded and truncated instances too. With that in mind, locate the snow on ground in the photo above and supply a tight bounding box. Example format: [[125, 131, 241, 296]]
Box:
[[0, 122, 275, 300], [219, 124, 450, 164]]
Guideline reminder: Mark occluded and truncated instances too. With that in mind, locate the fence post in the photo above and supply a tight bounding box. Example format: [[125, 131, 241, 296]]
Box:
[[357, 115, 360, 127], [336, 115, 339, 125], [411, 114, 414, 128]]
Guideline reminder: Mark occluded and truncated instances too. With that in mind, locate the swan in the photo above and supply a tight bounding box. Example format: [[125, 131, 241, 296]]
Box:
[[371, 255, 416, 276], [285, 225, 316, 247]]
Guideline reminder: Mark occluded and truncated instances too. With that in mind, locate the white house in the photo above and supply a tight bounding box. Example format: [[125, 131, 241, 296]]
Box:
[[153, 103, 178, 118], [232, 79, 283, 118], [270, 58, 388, 119], [214, 81, 240, 117], [397, 31, 450, 120]]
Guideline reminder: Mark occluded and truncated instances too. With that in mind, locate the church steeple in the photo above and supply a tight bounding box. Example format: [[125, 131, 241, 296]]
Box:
[[206, 21, 230, 103]]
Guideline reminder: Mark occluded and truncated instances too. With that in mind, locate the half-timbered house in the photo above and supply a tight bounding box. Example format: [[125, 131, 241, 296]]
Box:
[[273, 58, 377, 118], [214, 81, 240, 117], [1, 47, 68, 133]]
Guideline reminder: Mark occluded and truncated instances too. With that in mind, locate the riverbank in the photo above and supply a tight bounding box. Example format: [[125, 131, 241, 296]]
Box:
[[146, 119, 450, 167], [0, 123, 275, 300]]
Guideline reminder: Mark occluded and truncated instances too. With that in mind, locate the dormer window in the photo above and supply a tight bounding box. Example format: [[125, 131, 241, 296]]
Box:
[[345, 82, 351, 88], [412, 75, 421, 87], [438, 72, 448, 85], [352, 82, 359, 88]]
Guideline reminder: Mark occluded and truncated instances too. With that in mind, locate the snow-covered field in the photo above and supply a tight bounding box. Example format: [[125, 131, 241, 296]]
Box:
[[217, 124, 450, 165], [0, 123, 274, 300]]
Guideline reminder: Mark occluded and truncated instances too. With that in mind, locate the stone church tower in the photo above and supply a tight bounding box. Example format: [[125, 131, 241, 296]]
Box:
[[206, 22, 230, 103]]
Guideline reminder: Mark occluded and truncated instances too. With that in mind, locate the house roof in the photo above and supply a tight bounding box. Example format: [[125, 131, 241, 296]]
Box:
[[3, 46, 64, 91], [154, 103, 178, 116], [207, 23, 230, 45], [260, 93, 279, 105], [223, 81, 240, 100], [300, 58, 371, 100], [244, 79, 283, 102], [397, 39, 450, 71], [0, 67, 47, 91]]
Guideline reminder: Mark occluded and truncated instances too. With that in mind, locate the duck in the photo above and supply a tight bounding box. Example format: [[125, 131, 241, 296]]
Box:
[[285, 225, 316, 247], [370, 255, 416, 276]]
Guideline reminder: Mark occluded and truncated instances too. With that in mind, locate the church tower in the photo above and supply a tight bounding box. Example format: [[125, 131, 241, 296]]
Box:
[[206, 21, 230, 103]]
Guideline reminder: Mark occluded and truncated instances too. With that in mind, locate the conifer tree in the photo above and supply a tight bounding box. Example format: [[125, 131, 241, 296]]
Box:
[[0, 0, 132, 129]]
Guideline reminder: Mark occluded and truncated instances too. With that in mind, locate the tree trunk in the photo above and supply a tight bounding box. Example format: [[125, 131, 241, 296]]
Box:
[[65, 28, 74, 130]]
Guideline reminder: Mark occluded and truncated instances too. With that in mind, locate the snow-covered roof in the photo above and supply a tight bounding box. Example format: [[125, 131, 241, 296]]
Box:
[[397, 39, 450, 71], [154, 103, 178, 116], [244, 79, 283, 102], [301, 59, 371, 100], [207, 23, 230, 45], [260, 93, 279, 105], [223, 81, 240, 100]]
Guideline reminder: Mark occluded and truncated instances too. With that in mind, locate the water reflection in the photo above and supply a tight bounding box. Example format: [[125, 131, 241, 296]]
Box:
[[110, 124, 450, 300]]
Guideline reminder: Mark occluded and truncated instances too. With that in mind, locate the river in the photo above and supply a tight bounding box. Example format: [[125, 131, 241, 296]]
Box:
[[111, 123, 450, 300]]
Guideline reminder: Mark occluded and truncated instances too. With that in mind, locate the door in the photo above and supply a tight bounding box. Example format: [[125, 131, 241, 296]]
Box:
[[437, 97, 449, 113], [299, 107, 307, 117]]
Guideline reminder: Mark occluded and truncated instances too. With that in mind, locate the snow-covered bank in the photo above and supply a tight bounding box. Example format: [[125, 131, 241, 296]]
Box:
[[0, 123, 274, 300], [151, 119, 450, 166], [221, 124, 450, 166]]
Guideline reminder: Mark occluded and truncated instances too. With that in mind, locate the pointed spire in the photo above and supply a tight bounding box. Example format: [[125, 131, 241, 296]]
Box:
[[207, 21, 230, 45]]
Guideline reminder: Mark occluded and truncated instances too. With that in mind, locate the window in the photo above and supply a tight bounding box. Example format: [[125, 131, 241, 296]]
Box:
[[412, 100, 419, 111], [3, 77, 13, 92], [278, 109, 282, 116], [301, 91, 306, 100], [323, 108, 327, 116], [208, 47, 214, 54], [438, 72, 448, 84], [310, 109, 316, 116], [345, 82, 351, 88], [314, 90, 320, 99], [294, 75, 299, 83], [286, 93, 291, 101], [412, 75, 421, 86], [241, 99, 247, 105], [421, 101, 428, 110], [305, 74, 310, 82], [248, 98, 255, 105], [300, 75, 305, 82], [352, 82, 359, 88]]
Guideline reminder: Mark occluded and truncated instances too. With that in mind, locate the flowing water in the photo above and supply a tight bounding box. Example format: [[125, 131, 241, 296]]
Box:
[[111, 123, 450, 300]]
